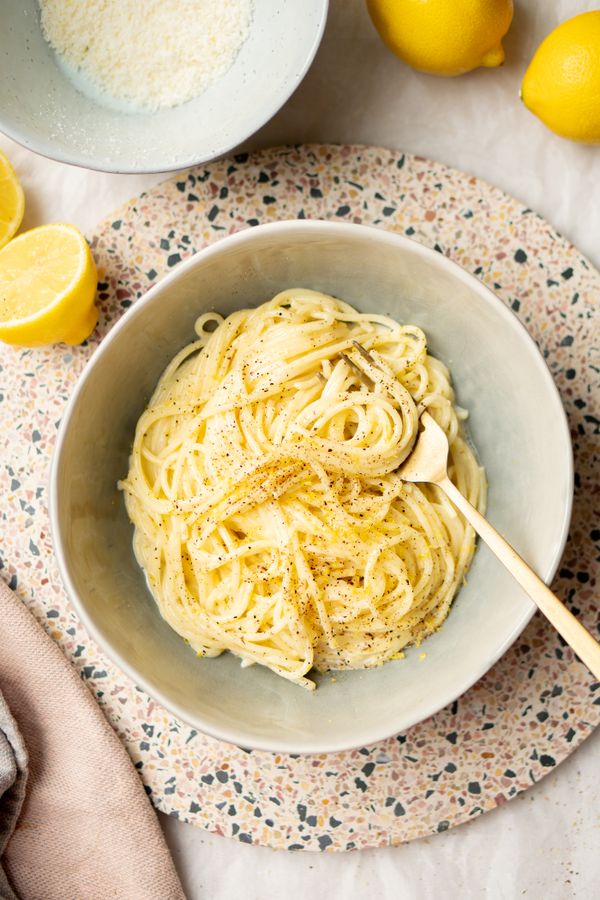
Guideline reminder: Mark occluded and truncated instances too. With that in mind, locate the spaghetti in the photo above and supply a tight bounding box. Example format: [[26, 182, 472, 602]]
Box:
[[120, 289, 485, 689]]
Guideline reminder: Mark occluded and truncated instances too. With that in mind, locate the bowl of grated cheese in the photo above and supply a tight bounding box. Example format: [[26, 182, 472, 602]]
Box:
[[0, 0, 328, 172]]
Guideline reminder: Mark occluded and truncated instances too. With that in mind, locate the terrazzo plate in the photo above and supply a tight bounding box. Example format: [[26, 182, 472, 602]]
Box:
[[1, 145, 598, 851]]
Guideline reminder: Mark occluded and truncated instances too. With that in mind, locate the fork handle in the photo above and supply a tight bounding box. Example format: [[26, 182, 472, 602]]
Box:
[[439, 476, 600, 680]]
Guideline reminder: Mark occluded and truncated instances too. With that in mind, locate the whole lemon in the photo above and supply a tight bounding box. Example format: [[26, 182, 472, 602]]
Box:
[[521, 11, 600, 144], [366, 0, 514, 76]]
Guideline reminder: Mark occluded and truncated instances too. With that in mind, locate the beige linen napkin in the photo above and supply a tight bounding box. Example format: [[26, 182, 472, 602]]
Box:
[[0, 579, 185, 900]]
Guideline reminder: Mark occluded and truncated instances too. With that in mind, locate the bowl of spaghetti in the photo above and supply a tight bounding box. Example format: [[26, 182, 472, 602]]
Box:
[[51, 221, 572, 753]]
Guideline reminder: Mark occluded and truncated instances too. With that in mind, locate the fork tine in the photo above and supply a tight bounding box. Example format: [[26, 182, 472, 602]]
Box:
[[352, 340, 382, 370], [339, 351, 374, 385]]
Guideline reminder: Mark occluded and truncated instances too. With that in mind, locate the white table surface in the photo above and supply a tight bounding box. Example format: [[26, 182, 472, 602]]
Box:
[[2, 1, 598, 896]]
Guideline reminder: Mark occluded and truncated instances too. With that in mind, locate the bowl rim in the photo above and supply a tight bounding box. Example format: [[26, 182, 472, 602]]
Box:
[[50, 219, 574, 753], [0, 1, 329, 174]]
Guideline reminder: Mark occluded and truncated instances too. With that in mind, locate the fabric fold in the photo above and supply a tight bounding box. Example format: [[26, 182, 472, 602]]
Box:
[[0, 689, 27, 900], [0, 579, 185, 900]]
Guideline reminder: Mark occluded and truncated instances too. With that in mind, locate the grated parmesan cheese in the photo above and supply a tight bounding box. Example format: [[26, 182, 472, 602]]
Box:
[[38, 0, 254, 112]]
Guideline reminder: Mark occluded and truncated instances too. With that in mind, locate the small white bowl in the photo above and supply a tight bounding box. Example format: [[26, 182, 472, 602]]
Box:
[[0, 1, 328, 173], [51, 221, 573, 753]]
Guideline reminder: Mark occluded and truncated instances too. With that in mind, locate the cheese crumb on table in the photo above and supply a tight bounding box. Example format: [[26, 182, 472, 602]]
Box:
[[38, 0, 254, 111]]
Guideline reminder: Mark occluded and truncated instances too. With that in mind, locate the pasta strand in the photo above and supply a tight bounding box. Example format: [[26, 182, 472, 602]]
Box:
[[119, 289, 485, 689]]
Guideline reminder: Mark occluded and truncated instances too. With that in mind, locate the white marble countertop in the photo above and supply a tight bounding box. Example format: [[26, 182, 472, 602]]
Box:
[[2, 0, 598, 896]]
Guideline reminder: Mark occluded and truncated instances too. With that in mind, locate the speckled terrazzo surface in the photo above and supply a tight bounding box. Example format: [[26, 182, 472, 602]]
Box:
[[1, 145, 598, 851]]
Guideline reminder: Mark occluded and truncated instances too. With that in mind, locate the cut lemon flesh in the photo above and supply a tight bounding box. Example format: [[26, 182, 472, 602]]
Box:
[[0, 151, 25, 250], [0, 223, 98, 346]]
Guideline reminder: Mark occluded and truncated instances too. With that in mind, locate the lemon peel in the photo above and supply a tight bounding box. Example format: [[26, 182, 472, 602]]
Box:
[[521, 11, 600, 144], [366, 0, 514, 77]]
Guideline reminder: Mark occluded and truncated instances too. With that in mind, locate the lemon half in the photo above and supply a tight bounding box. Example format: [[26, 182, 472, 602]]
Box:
[[0, 223, 98, 346], [0, 151, 25, 250]]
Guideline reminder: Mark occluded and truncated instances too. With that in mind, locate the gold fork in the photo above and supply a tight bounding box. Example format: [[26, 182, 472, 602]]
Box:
[[346, 342, 600, 679]]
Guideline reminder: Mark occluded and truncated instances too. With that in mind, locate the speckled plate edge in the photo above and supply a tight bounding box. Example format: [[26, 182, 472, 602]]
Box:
[[1, 144, 598, 851]]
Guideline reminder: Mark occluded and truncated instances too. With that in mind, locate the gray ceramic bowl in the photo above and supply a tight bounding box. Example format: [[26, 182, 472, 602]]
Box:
[[0, 1, 328, 172], [50, 220, 573, 753]]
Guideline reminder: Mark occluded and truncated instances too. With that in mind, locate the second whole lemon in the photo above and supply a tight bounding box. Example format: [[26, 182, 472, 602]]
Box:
[[521, 12, 600, 144], [366, 0, 514, 76]]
